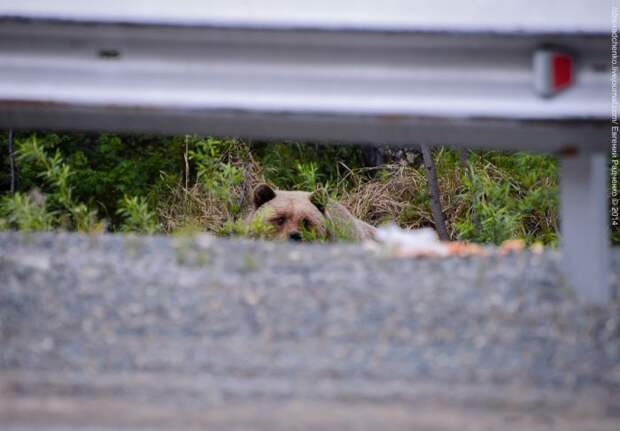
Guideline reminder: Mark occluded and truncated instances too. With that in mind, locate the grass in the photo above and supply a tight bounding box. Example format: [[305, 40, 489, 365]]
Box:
[[0, 132, 564, 245]]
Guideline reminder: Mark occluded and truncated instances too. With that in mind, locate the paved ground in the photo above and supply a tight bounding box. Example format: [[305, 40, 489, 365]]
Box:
[[1, 232, 619, 430]]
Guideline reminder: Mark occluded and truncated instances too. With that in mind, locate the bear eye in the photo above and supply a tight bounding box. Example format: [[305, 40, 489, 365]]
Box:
[[273, 216, 286, 226], [301, 219, 313, 231]]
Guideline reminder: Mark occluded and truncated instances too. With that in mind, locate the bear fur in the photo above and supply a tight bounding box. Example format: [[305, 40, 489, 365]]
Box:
[[245, 183, 376, 242]]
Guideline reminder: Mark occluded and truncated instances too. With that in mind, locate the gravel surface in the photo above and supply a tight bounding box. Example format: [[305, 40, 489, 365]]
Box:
[[1, 231, 619, 430]]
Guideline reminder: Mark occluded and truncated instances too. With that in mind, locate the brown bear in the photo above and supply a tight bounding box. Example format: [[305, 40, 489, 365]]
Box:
[[245, 183, 376, 242]]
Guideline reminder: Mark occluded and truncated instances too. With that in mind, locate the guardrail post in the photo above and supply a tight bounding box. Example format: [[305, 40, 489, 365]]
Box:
[[560, 151, 610, 303]]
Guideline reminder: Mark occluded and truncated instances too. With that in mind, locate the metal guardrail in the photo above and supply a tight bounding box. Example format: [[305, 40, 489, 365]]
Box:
[[0, 1, 612, 301]]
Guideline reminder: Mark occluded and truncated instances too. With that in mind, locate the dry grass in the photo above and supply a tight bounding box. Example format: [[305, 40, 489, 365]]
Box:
[[158, 148, 264, 234], [339, 160, 469, 239], [339, 163, 425, 225]]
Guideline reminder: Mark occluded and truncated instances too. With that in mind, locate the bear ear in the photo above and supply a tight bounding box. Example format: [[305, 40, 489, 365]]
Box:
[[253, 183, 276, 209], [309, 188, 329, 214]]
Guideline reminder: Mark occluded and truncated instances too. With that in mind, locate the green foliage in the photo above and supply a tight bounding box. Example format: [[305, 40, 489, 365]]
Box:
[[299, 217, 357, 242], [218, 216, 276, 239], [296, 162, 319, 190], [189, 137, 248, 217], [0, 191, 54, 231], [11, 135, 102, 232], [299, 222, 325, 242], [255, 142, 361, 191], [116, 195, 159, 234], [452, 151, 558, 245], [10, 132, 185, 227], [1, 131, 567, 245], [1, 134, 162, 233]]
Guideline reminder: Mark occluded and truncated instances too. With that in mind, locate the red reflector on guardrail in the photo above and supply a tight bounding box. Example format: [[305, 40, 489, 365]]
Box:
[[534, 48, 573, 97]]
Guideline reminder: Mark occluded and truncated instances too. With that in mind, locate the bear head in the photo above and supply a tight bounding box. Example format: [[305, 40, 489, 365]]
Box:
[[247, 183, 328, 241]]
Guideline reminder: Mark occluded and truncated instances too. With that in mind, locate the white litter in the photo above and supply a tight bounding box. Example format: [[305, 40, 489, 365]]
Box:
[[374, 224, 449, 257]]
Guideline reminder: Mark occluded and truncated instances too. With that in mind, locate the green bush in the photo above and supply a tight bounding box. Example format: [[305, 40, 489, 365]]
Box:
[[5, 132, 184, 227], [189, 137, 249, 217], [10, 135, 101, 232], [0, 191, 54, 231], [453, 151, 558, 245], [1, 133, 158, 233], [116, 195, 159, 234], [254, 142, 362, 191]]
